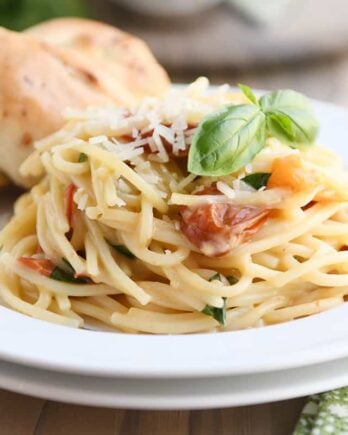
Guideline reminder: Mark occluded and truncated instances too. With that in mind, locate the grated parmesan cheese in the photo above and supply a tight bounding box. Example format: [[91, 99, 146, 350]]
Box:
[[152, 129, 169, 162], [216, 181, 236, 198], [89, 135, 108, 145]]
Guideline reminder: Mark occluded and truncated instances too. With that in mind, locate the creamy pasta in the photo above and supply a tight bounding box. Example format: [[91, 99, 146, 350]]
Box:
[[1, 78, 348, 334]]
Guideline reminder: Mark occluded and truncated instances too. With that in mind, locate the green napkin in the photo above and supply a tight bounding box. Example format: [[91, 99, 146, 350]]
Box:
[[0, 0, 88, 31], [294, 388, 348, 434]]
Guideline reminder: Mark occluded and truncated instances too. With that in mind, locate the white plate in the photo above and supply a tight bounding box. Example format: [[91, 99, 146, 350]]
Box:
[[1, 97, 348, 379], [2, 355, 348, 409]]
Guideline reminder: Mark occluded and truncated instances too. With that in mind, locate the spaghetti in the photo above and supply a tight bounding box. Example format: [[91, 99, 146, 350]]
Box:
[[1, 78, 348, 334]]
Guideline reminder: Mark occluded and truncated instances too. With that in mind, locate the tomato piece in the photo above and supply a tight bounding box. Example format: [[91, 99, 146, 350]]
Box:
[[267, 155, 317, 192], [18, 257, 54, 277], [180, 186, 270, 257], [66, 184, 77, 228]]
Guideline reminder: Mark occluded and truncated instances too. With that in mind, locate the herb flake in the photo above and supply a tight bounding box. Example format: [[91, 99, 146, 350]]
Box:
[[78, 153, 88, 163], [202, 298, 227, 326], [50, 266, 89, 284], [242, 172, 271, 190], [188, 86, 318, 177], [106, 240, 136, 259]]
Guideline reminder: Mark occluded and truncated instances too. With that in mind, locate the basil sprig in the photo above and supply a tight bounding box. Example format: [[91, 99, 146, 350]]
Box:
[[188, 85, 319, 177]]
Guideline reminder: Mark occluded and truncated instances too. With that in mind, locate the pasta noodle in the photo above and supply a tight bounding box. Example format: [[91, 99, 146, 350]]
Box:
[[1, 78, 348, 334]]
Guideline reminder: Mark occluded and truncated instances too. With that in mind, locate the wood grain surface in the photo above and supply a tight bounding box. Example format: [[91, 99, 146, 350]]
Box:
[[0, 389, 305, 435]]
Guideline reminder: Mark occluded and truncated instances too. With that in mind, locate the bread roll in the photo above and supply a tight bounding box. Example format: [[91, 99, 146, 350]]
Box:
[[0, 19, 169, 187], [26, 18, 169, 102], [0, 173, 9, 188]]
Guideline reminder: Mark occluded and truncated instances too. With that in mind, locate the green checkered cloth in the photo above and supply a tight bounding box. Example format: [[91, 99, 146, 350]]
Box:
[[294, 388, 348, 434]]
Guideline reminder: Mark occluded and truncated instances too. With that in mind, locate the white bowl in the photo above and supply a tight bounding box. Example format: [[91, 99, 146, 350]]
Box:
[[110, 0, 223, 17]]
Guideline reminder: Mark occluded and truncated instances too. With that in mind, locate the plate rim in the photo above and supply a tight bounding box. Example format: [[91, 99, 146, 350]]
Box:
[[1, 355, 348, 409]]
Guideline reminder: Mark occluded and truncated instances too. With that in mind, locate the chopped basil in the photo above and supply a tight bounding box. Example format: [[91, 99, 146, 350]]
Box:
[[204, 273, 237, 324], [242, 172, 271, 190], [62, 258, 74, 271], [50, 258, 90, 283], [227, 275, 239, 285], [106, 240, 136, 259], [50, 266, 89, 284], [202, 298, 227, 326], [209, 272, 222, 282], [78, 153, 88, 163], [209, 273, 238, 285]]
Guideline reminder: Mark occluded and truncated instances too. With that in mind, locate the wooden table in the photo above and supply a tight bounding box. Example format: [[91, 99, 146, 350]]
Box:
[[0, 389, 305, 435], [3, 13, 348, 432]]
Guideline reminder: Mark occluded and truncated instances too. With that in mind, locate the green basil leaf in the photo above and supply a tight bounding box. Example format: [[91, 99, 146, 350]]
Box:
[[238, 83, 258, 105], [62, 258, 75, 273], [242, 172, 271, 190], [209, 273, 239, 286], [202, 298, 227, 326], [78, 152, 88, 163], [259, 89, 319, 147], [188, 104, 266, 176], [227, 275, 239, 285], [106, 240, 136, 259], [209, 272, 222, 282], [50, 266, 89, 284]]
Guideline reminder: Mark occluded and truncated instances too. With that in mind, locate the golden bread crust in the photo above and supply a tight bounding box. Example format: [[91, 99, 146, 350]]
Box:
[[0, 19, 169, 186]]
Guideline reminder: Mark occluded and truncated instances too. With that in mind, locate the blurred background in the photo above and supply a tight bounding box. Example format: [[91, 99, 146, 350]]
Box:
[[2, 0, 348, 105]]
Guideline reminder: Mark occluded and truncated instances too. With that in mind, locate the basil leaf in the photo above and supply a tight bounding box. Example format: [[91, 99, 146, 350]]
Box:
[[238, 83, 258, 105], [106, 240, 136, 259], [202, 298, 227, 326], [78, 153, 88, 163], [259, 89, 319, 146], [62, 258, 75, 272], [188, 104, 266, 176], [227, 275, 239, 285], [242, 172, 271, 190], [209, 272, 222, 282], [50, 266, 89, 284], [209, 273, 239, 285]]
